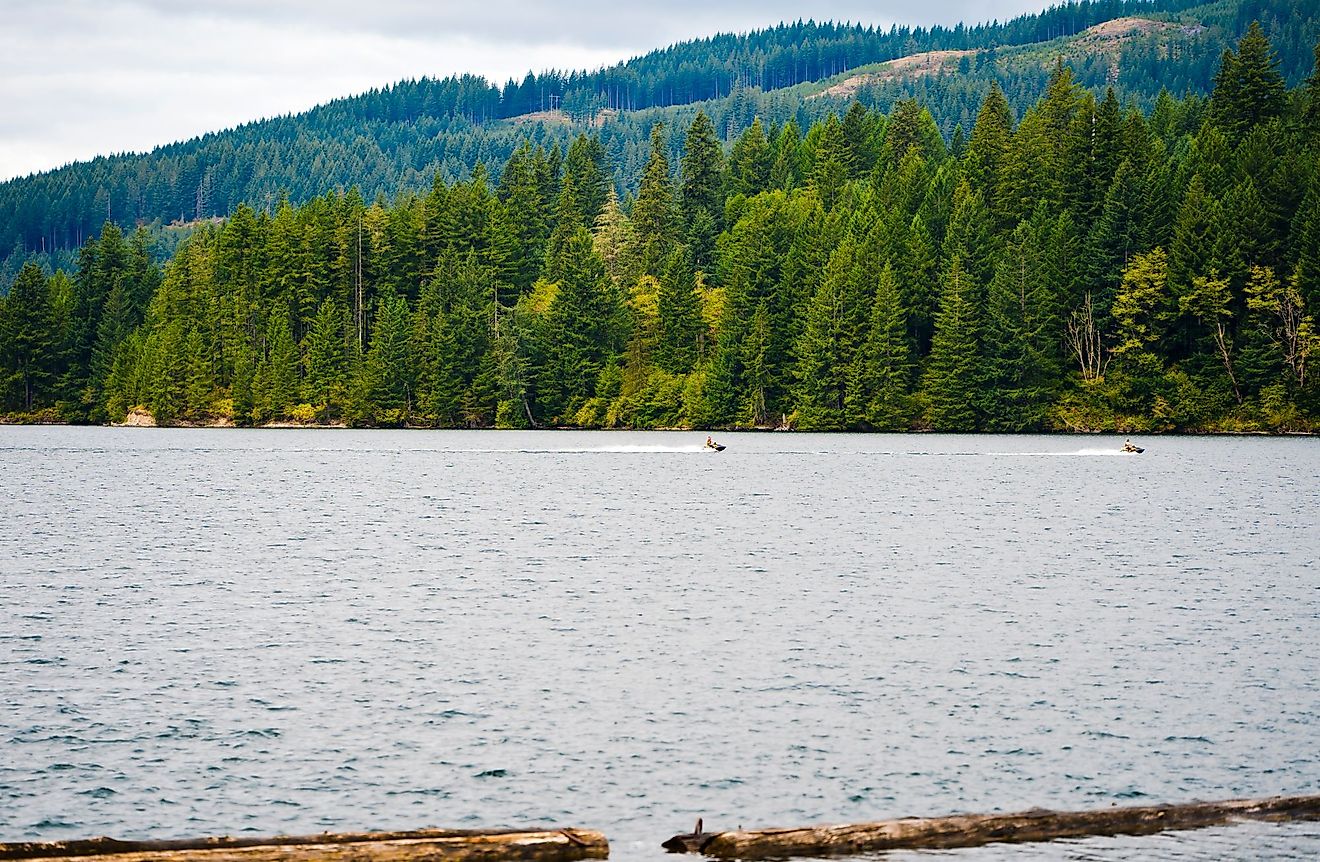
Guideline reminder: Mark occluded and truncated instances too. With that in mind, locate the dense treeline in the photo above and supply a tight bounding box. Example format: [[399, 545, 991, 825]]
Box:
[[3, 25, 1318, 433], [1, 0, 1316, 279]]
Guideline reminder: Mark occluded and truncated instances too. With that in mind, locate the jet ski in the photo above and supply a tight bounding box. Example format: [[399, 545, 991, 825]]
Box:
[[1122, 442, 1144, 454], [704, 438, 726, 452]]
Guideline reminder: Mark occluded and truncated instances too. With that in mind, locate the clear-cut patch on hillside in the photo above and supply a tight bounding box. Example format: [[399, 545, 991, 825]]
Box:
[[1074, 15, 1204, 47], [808, 16, 1208, 101], [507, 108, 618, 127], [809, 49, 973, 99]]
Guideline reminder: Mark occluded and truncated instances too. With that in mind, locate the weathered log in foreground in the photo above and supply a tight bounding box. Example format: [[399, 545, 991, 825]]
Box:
[[664, 794, 1320, 859], [0, 828, 608, 862]]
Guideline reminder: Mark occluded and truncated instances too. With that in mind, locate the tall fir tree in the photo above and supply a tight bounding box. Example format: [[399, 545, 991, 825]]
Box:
[[363, 288, 415, 422], [630, 124, 679, 278], [303, 298, 347, 416], [0, 263, 58, 411], [855, 263, 915, 430], [922, 255, 982, 431], [260, 308, 300, 420], [964, 81, 1014, 226], [981, 213, 1062, 430], [680, 112, 725, 269], [729, 118, 773, 197], [809, 114, 851, 211], [1210, 21, 1287, 137], [657, 248, 702, 374], [794, 237, 861, 429]]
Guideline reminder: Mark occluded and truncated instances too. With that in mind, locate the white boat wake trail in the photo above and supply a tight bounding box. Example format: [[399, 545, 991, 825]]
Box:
[[583, 444, 709, 453]]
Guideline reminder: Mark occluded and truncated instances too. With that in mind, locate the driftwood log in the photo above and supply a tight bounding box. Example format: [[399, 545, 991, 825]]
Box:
[[664, 794, 1320, 858], [0, 828, 607, 862]]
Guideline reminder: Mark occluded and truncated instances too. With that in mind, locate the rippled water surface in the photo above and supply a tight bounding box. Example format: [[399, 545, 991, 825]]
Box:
[[2, 427, 1318, 860]]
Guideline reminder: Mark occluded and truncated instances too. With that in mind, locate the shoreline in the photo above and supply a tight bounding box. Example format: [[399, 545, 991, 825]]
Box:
[[0, 418, 1314, 436]]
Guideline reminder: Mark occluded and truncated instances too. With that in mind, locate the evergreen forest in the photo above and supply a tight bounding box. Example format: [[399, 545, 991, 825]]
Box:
[[2, 24, 1319, 433], [2, 0, 1317, 287]]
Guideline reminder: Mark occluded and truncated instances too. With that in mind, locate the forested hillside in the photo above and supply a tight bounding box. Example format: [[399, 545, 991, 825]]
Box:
[[2, 0, 1317, 290], [3, 23, 1317, 433]]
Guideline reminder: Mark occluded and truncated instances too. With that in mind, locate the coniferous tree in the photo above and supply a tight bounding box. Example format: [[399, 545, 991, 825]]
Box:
[[231, 335, 257, 426], [680, 112, 725, 268], [840, 102, 880, 177], [421, 309, 465, 426], [541, 227, 624, 420], [260, 308, 300, 420], [810, 114, 851, 211], [982, 213, 1061, 430], [657, 248, 702, 374], [884, 99, 943, 164], [630, 124, 679, 277], [922, 255, 982, 431], [693, 332, 738, 428], [303, 298, 347, 416], [87, 280, 136, 420], [855, 263, 914, 430], [590, 186, 633, 280], [1110, 247, 1174, 413], [545, 174, 588, 281], [770, 119, 805, 192], [1294, 182, 1320, 313], [362, 288, 415, 423], [739, 300, 772, 426], [943, 179, 996, 288], [1210, 21, 1287, 136], [1305, 41, 1320, 137], [729, 118, 772, 197], [0, 263, 58, 411], [965, 81, 1014, 226], [562, 134, 611, 227], [497, 143, 552, 292], [1168, 175, 1217, 297], [147, 320, 187, 425], [483, 305, 533, 428], [183, 325, 214, 418], [900, 214, 940, 355], [1087, 159, 1150, 330], [794, 237, 860, 429]]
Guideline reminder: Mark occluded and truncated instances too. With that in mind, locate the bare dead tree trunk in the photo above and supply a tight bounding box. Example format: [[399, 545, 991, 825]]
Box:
[[1065, 293, 1104, 382], [1213, 320, 1241, 404]]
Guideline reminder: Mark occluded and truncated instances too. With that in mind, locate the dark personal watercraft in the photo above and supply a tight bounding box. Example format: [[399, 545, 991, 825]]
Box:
[[705, 437, 726, 452], [1122, 440, 1145, 454]]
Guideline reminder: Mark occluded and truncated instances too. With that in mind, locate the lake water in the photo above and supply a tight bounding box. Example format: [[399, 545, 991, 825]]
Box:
[[1, 427, 1318, 860]]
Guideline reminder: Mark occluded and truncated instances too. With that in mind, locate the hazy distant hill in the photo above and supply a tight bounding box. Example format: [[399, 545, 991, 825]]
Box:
[[1, 0, 1316, 285]]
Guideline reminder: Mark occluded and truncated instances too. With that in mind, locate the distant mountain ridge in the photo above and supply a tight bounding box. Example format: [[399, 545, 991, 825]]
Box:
[[0, 0, 1316, 285]]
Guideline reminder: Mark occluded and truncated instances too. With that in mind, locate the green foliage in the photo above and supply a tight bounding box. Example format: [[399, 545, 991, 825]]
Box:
[[3, 0, 1318, 279], [982, 213, 1063, 430], [303, 298, 347, 417], [728, 119, 773, 197], [922, 256, 983, 431], [0, 263, 59, 411], [362, 288, 415, 422], [630, 124, 679, 278], [657, 249, 702, 374], [4, 23, 1319, 433], [680, 112, 725, 268], [1210, 21, 1288, 136], [793, 237, 863, 429], [856, 263, 915, 430]]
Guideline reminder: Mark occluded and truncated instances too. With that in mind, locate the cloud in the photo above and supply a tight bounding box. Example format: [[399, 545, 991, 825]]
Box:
[[0, 0, 1047, 180], [121, 0, 1048, 47]]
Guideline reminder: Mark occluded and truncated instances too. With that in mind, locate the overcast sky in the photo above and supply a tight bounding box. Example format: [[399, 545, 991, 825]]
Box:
[[0, 0, 1049, 182]]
